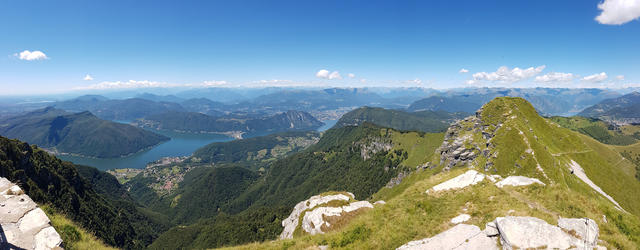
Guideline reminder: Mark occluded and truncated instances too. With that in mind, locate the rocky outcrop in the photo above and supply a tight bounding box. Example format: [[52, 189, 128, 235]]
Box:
[[301, 201, 373, 236], [0, 177, 63, 250], [427, 170, 485, 193], [280, 192, 376, 239], [495, 176, 545, 188], [398, 216, 606, 250], [280, 193, 354, 239]]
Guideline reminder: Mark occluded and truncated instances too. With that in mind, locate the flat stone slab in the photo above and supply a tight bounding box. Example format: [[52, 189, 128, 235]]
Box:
[[494, 216, 579, 249], [0, 177, 62, 250], [495, 176, 544, 188], [396, 224, 499, 250], [428, 170, 485, 193], [558, 217, 599, 247]]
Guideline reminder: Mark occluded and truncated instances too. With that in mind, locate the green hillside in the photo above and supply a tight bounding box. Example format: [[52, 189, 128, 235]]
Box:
[[335, 106, 467, 133], [0, 107, 169, 158], [231, 97, 640, 249], [144, 123, 444, 249], [192, 131, 320, 168], [549, 116, 639, 145], [579, 91, 640, 123], [0, 136, 168, 249]]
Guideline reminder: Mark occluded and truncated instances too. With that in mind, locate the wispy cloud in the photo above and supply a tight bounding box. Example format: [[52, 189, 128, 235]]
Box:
[[83, 74, 94, 81], [74, 80, 175, 90], [316, 69, 342, 80], [582, 72, 608, 83], [469, 65, 546, 84], [459, 68, 469, 73], [534, 72, 575, 83], [15, 50, 48, 61], [595, 0, 640, 25]]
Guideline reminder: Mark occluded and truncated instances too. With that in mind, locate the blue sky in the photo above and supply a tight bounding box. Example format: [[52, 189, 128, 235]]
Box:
[[1, 0, 639, 94]]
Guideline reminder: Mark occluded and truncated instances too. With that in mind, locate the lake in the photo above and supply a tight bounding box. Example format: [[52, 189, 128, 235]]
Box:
[[58, 130, 233, 171], [59, 119, 338, 171]]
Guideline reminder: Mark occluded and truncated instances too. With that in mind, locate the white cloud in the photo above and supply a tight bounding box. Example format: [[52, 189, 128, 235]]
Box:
[[316, 69, 342, 80], [582, 72, 608, 83], [328, 71, 342, 80], [459, 68, 469, 73], [202, 80, 229, 87], [75, 80, 173, 90], [595, 0, 640, 25], [616, 75, 625, 80], [360, 79, 367, 84], [406, 78, 422, 85], [470, 65, 546, 83], [316, 69, 330, 79], [16, 50, 48, 61], [534, 72, 575, 83], [83, 74, 94, 81], [348, 73, 355, 78]]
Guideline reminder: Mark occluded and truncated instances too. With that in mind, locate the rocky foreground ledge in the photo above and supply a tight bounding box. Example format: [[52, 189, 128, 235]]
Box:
[[0, 177, 63, 250]]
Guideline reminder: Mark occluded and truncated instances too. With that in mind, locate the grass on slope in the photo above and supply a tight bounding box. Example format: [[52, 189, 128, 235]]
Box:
[[41, 205, 116, 250], [550, 116, 638, 146], [230, 167, 640, 249]]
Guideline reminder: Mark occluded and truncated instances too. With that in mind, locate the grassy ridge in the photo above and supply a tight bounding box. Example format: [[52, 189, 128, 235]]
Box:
[[550, 116, 638, 145]]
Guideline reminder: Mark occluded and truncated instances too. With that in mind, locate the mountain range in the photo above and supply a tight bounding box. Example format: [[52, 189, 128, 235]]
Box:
[[579, 91, 640, 124], [0, 107, 168, 158]]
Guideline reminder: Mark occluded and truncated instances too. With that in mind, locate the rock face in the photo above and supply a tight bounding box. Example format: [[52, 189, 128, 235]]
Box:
[[495, 176, 545, 188], [280, 193, 353, 239], [398, 216, 605, 250], [396, 224, 499, 250], [0, 177, 63, 250], [427, 170, 485, 193]]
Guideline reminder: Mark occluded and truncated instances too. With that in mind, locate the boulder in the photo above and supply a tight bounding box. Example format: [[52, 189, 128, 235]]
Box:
[[34, 226, 63, 250], [494, 216, 582, 249], [396, 224, 499, 250], [18, 208, 51, 233], [495, 176, 545, 188], [428, 170, 485, 193]]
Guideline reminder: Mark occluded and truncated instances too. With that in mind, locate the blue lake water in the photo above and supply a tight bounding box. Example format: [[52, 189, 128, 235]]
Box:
[[58, 130, 233, 171], [58, 120, 338, 171]]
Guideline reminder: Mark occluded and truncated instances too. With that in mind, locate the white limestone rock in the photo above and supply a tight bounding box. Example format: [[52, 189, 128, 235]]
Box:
[[450, 214, 471, 224], [494, 216, 581, 249], [18, 208, 51, 233], [0, 194, 38, 223], [34, 226, 63, 250], [557, 217, 599, 247], [373, 200, 386, 205], [302, 206, 344, 235], [280, 193, 353, 239], [484, 221, 499, 237], [495, 176, 545, 188], [428, 170, 485, 193], [396, 224, 498, 250], [301, 200, 373, 235]]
